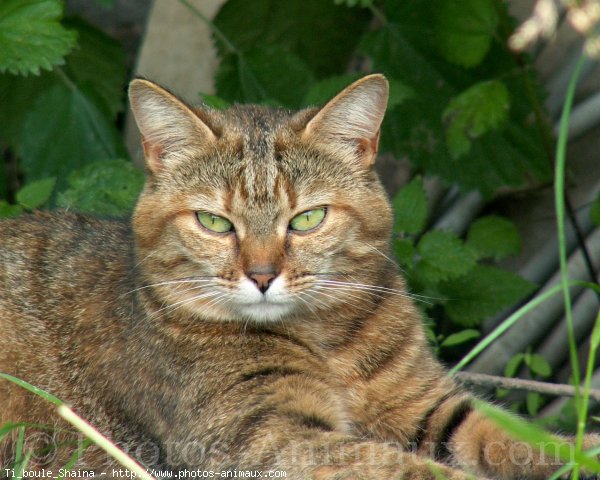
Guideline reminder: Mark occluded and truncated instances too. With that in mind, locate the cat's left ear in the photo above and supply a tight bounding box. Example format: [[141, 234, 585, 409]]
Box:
[[128, 78, 216, 173], [303, 74, 388, 167]]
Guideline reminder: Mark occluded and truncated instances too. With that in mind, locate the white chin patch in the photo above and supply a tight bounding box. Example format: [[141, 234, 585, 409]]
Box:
[[238, 302, 294, 322], [233, 276, 295, 323]]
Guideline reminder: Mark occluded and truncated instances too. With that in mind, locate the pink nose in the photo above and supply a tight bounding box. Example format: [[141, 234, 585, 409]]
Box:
[[248, 272, 276, 293]]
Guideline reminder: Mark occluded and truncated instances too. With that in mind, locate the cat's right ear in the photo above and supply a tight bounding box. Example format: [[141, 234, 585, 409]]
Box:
[[128, 79, 216, 173]]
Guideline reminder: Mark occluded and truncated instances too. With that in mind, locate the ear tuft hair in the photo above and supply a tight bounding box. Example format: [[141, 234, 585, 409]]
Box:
[[303, 74, 388, 167], [128, 79, 216, 173]]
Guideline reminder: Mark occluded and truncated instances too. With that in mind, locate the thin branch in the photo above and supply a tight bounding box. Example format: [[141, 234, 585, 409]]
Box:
[[455, 371, 600, 402]]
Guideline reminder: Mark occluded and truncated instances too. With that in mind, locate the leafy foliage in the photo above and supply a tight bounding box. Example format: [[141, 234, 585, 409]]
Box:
[[213, 0, 370, 77], [57, 160, 144, 217], [441, 265, 536, 326], [19, 83, 126, 187], [0, 12, 131, 213], [416, 230, 477, 284], [390, 179, 535, 339], [442, 80, 509, 159], [391, 176, 428, 234], [434, 0, 499, 68], [15, 177, 56, 210], [0, 0, 77, 76], [467, 215, 521, 260], [216, 46, 315, 107]]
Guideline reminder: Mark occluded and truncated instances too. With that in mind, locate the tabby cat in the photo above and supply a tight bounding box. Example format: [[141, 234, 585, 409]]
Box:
[[0, 75, 595, 479]]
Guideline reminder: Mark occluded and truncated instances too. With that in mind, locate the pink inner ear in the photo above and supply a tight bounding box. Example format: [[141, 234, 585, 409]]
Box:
[[354, 129, 381, 166], [142, 136, 166, 171]]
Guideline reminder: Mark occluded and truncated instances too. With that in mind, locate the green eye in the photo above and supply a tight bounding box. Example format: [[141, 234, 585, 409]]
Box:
[[289, 208, 326, 232], [196, 212, 233, 233]]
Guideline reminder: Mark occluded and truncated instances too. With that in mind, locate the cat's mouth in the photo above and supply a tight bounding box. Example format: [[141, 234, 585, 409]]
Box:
[[231, 276, 296, 322]]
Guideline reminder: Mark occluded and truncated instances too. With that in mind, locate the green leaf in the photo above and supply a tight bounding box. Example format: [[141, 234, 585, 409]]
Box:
[[0, 71, 57, 148], [216, 47, 315, 107], [504, 353, 525, 378], [0, 0, 77, 76], [415, 230, 476, 283], [392, 177, 428, 234], [62, 18, 128, 119], [0, 372, 63, 406], [441, 329, 480, 347], [443, 80, 510, 159], [441, 265, 537, 326], [591, 192, 600, 226], [467, 215, 521, 260], [214, 0, 370, 77], [56, 159, 144, 216], [199, 93, 231, 110], [434, 0, 499, 68], [18, 83, 128, 190], [15, 177, 56, 210], [526, 391, 542, 416], [525, 353, 552, 378], [394, 238, 415, 267], [360, 4, 552, 195], [0, 200, 23, 218]]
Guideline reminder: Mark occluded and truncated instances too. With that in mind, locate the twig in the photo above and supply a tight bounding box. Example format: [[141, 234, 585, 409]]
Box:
[[455, 371, 600, 402]]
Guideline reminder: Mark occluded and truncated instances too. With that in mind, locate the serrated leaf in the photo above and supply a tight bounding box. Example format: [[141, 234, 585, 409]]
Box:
[[441, 265, 537, 327], [504, 353, 525, 378], [15, 177, 56, 210], [526, 353, 551, 378], [62, 18, 127, 118], [199, 93, 231, 110], [394, 238, 415, 267], [443, 80, 509, 159], [392, 177, 428, 234], [0, 0, 77, 76], [0, 20, 126, 149], [467, 215, 521, 260], [216, 47, 315, 107], [56, 159, 144, 216], [441, 329, 480, 347], [0, 200, 23, 218], [591, 192, 600, 226], [360, 2, 552, 195], [214, 0, 370, 77], [416, 230, 476, 283], [435, 0, 499, 68], [18, 83, 128, 190]]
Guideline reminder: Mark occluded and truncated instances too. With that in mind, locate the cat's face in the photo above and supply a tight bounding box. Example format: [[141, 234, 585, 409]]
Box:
[[130, 76, 393, 323]]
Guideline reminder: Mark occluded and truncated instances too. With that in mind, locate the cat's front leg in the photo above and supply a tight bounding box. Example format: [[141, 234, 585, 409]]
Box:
[[232, 430, 488, 480], [448, 409, 600, 480]]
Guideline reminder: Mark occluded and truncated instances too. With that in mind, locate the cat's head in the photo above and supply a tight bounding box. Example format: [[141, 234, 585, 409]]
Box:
[[129, 75, 394, 324]]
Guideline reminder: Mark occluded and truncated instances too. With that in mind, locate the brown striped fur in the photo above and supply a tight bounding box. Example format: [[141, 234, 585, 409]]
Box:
[[0, 75, 596, 478]]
